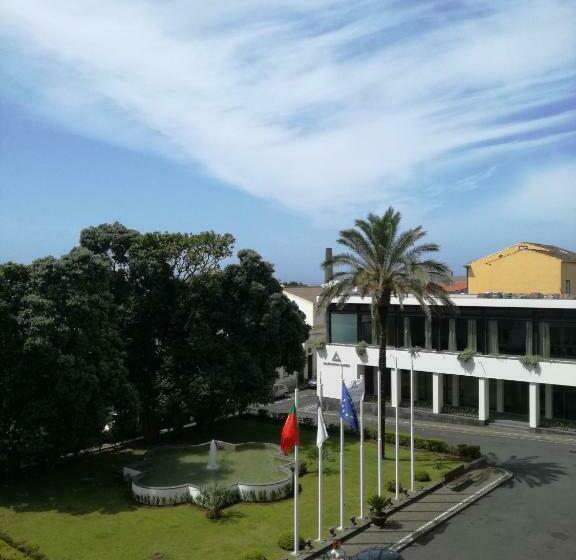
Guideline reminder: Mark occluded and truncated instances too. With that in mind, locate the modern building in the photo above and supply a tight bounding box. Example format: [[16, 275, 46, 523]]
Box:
[[276, 285, 326, 388], [467, 242, 576, 295], [318, 293, 576, 428]]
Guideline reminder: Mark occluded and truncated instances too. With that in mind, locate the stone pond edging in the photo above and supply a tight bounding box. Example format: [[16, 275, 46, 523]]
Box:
[[123, 441, 294, 506]]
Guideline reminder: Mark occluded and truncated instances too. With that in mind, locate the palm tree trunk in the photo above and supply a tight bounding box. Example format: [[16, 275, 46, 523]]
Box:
[[377, 291, 391, 460]]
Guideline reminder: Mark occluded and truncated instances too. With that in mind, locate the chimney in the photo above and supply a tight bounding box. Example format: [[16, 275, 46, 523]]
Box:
[[324, 247, 333, 283]]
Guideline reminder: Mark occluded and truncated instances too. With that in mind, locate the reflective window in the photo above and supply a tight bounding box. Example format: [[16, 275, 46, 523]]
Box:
[[330, 312, 357, 344], [498, 319, 526, 356], [549, 322, 576, 359]]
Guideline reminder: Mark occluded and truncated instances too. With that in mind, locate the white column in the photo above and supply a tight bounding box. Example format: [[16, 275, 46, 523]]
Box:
[[478, 378, 490, 422], [545, 384, 553, 420], [391, 367, 401, 408], [432, 373, 444, 414], [496, 380, 504, 413], [529, 382, 540, 428], [451, 376, 460, 406]]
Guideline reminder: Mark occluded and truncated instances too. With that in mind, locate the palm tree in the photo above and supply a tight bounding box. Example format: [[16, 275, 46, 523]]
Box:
[[320, 207, 454, 455]]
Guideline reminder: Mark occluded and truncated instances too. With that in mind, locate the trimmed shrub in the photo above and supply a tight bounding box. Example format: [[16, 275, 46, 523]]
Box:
[[414, 470, 430, 482], [297, 460, 308, 476], [456, 444, 481, 461], [424, 438, 449, 453], [278, 532, 305, 551], [241, 552, 268, 560], [386, 479, 402, 493]]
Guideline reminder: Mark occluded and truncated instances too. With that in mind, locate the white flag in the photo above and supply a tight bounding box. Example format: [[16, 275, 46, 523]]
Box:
[[348, 378, 365, 404], [316, 395, 328, 448]]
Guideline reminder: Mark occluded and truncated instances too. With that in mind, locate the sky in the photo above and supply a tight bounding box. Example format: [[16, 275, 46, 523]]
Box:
[[1, 0, 575, 283]]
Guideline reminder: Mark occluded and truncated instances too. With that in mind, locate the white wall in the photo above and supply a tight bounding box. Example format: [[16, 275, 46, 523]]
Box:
[[317, 344, 576, 400]]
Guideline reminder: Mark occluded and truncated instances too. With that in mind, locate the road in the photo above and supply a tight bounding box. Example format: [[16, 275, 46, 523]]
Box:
[[267, 390, 576, 559]]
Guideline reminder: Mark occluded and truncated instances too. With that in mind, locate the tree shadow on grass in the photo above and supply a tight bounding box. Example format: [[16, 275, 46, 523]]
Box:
[[0, 448, 145, 516], [486, 453, 567, 488]]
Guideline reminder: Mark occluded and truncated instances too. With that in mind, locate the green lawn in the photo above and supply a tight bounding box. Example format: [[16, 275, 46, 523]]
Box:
[[0, 418, 462, 560], [137, 445, 291, 487]]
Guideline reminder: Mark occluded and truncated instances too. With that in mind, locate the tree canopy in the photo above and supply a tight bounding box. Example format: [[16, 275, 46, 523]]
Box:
[[1, 224, 308, 474]]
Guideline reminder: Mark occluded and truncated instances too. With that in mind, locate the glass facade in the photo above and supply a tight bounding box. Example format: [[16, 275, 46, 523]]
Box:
[[327, 305, 576, 361]]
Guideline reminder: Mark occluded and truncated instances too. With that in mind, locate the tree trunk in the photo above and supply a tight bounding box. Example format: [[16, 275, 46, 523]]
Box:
[[377, 291, 391, 459]]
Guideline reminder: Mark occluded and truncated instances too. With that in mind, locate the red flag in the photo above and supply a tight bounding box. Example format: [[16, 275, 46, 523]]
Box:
[[280, 404, 300, 455]]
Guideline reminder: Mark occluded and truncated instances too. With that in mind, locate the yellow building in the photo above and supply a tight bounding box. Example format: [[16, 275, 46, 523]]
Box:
[[466, 242, 576, 295]]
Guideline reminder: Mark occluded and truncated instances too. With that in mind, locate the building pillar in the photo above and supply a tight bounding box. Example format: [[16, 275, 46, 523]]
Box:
[[451, 375, 460, 407], [545, 384, 553, 420], [391, 367, 401, 408], [496, 379, 504, 413], [432, 373, 444, 414], [529, 382, 541, 428], [478, 378, 490, 422]]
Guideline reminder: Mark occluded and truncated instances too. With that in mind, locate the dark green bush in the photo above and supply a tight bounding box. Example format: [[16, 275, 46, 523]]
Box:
[[297, 460, 308, 476], [425, 438, 449, 453], [277, 532, 305, 551], [414, 470, 430, 482], [455, 444, 481, 461], [386, 479, 402, 493], [241, 551, 268, 560]]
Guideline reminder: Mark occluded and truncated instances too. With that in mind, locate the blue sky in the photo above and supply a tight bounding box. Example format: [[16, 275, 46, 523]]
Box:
[[1, 0, 575, 283]]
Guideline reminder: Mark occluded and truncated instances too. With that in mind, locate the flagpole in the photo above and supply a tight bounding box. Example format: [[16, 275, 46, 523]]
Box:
[[377, 365, 382, 497], [317, 376, 323, 542], [338, 367, 345, 531], [359, 391, 365, 519], [410, 356, 415, 492], [293, 388, 299, 556], [394, 359, 399, 501]]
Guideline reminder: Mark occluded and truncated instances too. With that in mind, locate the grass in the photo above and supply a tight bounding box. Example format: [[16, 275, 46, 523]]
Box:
[[137, 445, 290, 487], [0, 417, 462, 560]]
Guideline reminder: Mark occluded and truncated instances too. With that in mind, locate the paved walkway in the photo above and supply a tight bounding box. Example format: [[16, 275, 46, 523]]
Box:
[[334, 466, 511, 557]]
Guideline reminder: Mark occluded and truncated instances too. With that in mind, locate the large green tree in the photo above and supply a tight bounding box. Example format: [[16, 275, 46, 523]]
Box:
[[320, 208, 453, 454], [0, 248, 135, 473], [80, 223, 235, 440], [179, 250, 309, 431]]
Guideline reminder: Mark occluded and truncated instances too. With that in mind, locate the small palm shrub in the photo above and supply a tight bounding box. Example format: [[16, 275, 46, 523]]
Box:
[[367, 494, 391, 515], [193, 483, 239, 519]]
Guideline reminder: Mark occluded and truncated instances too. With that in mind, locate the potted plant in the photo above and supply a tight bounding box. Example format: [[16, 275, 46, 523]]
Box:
[[457, 348, 476, 363], [355, 340, 368, 357], [520, 354, 541, 369], [367, 494, 392, 528]]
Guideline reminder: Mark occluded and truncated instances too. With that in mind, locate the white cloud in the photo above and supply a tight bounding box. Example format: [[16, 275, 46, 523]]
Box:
[[1, 0, 575, 215]]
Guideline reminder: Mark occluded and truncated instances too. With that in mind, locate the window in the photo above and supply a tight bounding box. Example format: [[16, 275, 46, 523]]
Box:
[[498, 319, 526, 356], [566, 279, 572, 294], [455, 318, 468, 351], [549, 322, 576, 359], [434, 318, 450, 350], [410, 316, 426, 348], [360, 313, 373, 344], [330, 312, 358, 344]]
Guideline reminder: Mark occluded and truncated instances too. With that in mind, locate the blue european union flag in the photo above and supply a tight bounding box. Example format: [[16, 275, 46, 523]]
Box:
[[340, 381, 359, 431]]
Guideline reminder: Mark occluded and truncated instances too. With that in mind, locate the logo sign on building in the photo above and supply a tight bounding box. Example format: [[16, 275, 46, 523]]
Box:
[[323, 351, 350, 368]]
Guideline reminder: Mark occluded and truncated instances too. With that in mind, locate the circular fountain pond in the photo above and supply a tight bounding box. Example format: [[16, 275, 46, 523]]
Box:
[[123, 441, 294, 506]]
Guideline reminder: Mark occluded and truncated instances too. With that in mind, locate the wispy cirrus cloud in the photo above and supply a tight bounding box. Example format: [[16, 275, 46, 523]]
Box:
[[1, 0, 575, 217]]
